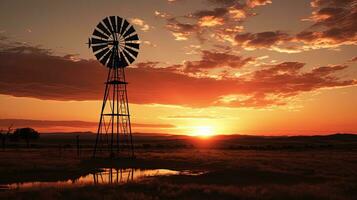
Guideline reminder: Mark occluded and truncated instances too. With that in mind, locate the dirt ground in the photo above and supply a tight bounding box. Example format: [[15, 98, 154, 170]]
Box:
[[0, 146, 357, 200]]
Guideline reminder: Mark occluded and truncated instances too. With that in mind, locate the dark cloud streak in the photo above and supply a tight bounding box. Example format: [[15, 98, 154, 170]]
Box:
[[0, 119, 175, 130], [0, 44, 355, 108]]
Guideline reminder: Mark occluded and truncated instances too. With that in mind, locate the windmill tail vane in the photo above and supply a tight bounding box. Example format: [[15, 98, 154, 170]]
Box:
[[89, 16, 140, 158]]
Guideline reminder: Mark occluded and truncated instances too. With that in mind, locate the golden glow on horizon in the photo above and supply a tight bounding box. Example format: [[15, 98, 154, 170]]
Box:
[[190, 126, 215, 138], [0, 85, 356, 135]]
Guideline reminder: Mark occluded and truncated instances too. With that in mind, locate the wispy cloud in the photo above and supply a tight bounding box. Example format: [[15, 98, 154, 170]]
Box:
[[131, 18, 151, 32]]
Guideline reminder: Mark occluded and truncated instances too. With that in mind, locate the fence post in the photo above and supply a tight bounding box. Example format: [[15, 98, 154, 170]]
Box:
[[76, 135, 80, 158]]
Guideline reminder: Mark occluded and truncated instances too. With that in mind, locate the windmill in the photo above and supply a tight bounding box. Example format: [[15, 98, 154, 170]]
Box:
[[88, 16, 139, 158]]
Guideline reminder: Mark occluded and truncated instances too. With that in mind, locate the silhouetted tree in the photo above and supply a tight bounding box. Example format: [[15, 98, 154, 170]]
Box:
[[0, 124, 13, 149], [13, 127, 40, 148], [0, 129, 5, 150]]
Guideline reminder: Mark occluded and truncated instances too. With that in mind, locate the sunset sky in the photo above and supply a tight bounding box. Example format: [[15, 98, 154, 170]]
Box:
[[0, 0, 356, 135]]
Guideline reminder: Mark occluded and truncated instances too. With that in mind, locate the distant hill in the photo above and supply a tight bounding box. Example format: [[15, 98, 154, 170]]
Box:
[[2, 131, 357, 150]]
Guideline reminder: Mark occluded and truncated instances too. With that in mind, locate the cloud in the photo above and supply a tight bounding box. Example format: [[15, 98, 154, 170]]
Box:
[[154, 10, 170, 19], [159, 0, 356, 52], [206, 0, 271, 8], [297, 0, 357, 49], [246, 0, 272, 8], [166, 18, 200, 40], [167, 0, 181, 2], [247, 62, 354, 95], [198, 16, 225, 27], [183, 50, 255, 73], [0, 119, 175, 132], [207, 0, 237, 6], [193, 7, 229, 19], [234, 31, 292, 50], [232, 31, 301, 53], [0, 45, 106, 100], [215, 62, 356, 107], [211, 25, 244, 44], [130, 18, 151, 32], [166, 115, 221, 119], [310, 0, 355, 8], [191, 3, 249, 24], [135, 61, 160, 68], [207, 0, 357, 53], [228, 6, 247, 20], [142, 40, 157, 47], [0, 44, 355, 108], [158, 0, 271, 42], [349, 56, 357, 62]]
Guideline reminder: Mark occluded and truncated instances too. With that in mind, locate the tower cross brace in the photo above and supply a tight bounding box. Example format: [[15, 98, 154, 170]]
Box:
[[93, 67, 134, 158]]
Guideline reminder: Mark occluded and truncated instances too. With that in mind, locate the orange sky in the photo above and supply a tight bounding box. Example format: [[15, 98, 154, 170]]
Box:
[[0, 0, 356, 135]]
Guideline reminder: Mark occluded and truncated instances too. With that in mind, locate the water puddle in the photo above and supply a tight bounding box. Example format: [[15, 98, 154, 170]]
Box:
[[1, 168, 204, 190]]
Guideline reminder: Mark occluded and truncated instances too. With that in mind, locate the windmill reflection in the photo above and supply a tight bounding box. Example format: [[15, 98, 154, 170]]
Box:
[[4, 168, 182, 190], [92, 168, 134, 184]]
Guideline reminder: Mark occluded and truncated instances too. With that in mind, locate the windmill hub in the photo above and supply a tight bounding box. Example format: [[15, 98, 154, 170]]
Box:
[[89, 16, 140, 158]]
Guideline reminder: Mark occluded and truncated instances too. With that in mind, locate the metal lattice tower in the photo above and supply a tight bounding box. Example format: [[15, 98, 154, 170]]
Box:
[[88, 16, 140, 158]]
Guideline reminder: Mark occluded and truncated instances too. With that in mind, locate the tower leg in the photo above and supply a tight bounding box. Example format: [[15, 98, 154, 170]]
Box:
[[93, 69, 112, 158], [93, 68, 134, 159], [122, 67, 134, 158]]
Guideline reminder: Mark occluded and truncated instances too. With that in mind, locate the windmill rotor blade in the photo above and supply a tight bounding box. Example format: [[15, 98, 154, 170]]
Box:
[[91, 37, 108, 45], [92, 44, 108, 52], [99, 48, 112, 66], [120, 20, 129, 35], [124, 46, 138, 58], [125, 42, 139, 50], [123, 26, 135, 38], [93, 29, 109, 39], [109, 16, 117, 33], [96, 22, 111, 37], [116, 16, 123, 33], [94, 47, 110, 60], [122, 49, 135, 64], [103, 17, 114, 33], [125, 34, 139, 42], [119, 52, 129, 67]]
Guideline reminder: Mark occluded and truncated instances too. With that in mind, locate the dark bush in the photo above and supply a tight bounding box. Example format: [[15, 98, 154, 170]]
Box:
[[13, 127, 40, 148]]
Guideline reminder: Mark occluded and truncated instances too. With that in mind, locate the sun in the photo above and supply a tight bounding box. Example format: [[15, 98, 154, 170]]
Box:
[[191, 126, 214, 138]]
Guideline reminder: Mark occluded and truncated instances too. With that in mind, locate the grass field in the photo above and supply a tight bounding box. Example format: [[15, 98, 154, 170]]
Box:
[[0, 133, 357, 200]]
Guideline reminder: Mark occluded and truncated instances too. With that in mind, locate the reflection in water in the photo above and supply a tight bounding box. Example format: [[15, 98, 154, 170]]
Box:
[[4, 168, 195, 189], [91, 168, 134, 185], [88, 168, 179, 185]]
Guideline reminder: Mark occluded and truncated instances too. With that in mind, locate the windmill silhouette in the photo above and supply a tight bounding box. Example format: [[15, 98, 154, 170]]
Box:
[[88, 16, 139, 158]]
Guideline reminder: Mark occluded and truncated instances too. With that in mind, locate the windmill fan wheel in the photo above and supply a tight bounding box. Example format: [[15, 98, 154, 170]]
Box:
[[89, 16, 140, 68]]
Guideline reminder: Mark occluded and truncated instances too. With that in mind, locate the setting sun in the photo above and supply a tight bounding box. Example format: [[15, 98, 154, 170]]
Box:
[[191, 126, 215, 138]]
